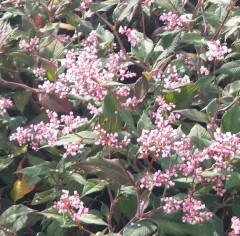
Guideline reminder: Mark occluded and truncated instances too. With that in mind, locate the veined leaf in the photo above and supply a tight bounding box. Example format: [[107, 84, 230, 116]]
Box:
[[11, 175, 36, 203]]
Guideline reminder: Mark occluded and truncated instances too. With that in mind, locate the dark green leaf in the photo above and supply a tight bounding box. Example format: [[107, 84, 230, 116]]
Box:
[[221, 102, 240, 133], [123, 219, 157, 236], [79, 156, 132, 184]]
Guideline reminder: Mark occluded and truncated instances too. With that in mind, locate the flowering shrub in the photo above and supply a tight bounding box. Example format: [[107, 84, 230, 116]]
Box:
[[1, 0, 240, 235]]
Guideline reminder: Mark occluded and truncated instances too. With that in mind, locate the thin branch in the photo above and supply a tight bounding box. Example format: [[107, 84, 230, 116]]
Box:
[[213, 0, 238, 40], [0, 78, 38, 93], [219, 96, 240, 112], [192, 0, 202, 20], [93, 11, 149, 71]]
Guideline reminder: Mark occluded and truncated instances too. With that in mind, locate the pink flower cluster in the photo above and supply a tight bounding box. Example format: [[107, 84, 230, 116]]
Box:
[[182, 196, 213, 224], [10, 110, 88, 156], [153, 65, 190, 89], [10, 0, 24, 7], [38, 31, 135, 109], [74, 0, 92, 11], [176, 53, 196, 71], [0, 97, 13, 116], [141, 0, 155, 6], [121, 96, 143, 109], [54, 190, 89, 223], [200, 65, 210, 75], [119, 26, 139, 46], [33, 67, 46, 80], [229, 217, 240, 235], [95, 125, 130, 149], [137, 96, 181, 159], [140, 169, 177, 189], [19, 36, 40, 52], [206, 40, 231, 61], [161, 196, 213, 224], [164, 65, 190, 89], [159, 12, 187, 31]]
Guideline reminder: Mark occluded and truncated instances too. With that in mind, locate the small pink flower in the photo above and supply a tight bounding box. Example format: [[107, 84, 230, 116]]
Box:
[[54, 190, 88, 223], [0, 98, 13, 116], [19, 36, 40, 52], [119, 26, 139, 46], [200, 66, 210, 75], [206, 40, 231, 61], [141, 0, 155, 6], [229, 217, 240, 235], [159, 12, 187, 31]]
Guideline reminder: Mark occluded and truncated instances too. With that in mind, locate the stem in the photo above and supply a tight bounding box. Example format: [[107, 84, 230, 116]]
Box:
[[166, 0, 180, 13], [78, 225, 94, 235], [93, 11, 149, 71], [118, 158, 141, 216], [213, 0, 238, 40], [219, 96, 240, 112], [140, 5, 146, 38], [118, 216, 139, 235], [192, 0, 202, 20], [107, 185, 114, 232], [0, 78, 38, 93]]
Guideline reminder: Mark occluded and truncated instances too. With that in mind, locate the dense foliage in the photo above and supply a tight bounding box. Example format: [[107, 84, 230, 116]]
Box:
[[1, 0, 240, 235]]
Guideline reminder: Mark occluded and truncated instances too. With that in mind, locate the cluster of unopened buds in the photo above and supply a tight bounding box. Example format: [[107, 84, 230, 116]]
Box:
[[159, 12, 187, 31], [0, 97, 13, 116], [229, 217, 240, 235], [141, 0, 155, 6], [9, 110, 88, 155], [54, 190, 89, 223], [95, 125, 130, 149], [19, 36, 40, 52], [161, 196, 213, 224], [119, 26, 139, 46], [74, 0, 93, 11], [206, 40, 232, 61]]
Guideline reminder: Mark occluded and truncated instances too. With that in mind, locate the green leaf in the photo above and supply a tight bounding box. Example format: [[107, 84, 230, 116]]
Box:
[[209, 0, 231, 5], [164, 84, 198, 109], [189, 124, 211, 149], [79, 156, 132, 184], [221, 102, 240, 133], [115, 0, 139, 22], [16, 163, 52, 179], [137, 109, 154, 134], [76, 18, 93, 33], [223, 81, 240, 98], [31, 189, 62, 205], [133, 76, 148, 99], [0, 158, 13, 172], [132, 38, 154, 62], [181, 32, 204, 46], [80, 213, 108, 226], [99, 92, 122, 132], [91, 0, 118, 12], [156, 31, 181, 62], [225, 173, 240, 189], [13, 90, 32, 113], [151, 209, 223, 236], [0, 205, 41, 232], [40, 39, 64, 59], [123, 219, 157, 236], [118, 193, 137, 219], [217, 60, 240, 79], [63, 173, 86, 193], [119, 109, 137, 132], [53, 131, 98, 146], [206, 99, 218, 120], [81, 178, 107, 197], [9, 52, 34, 65], [175, 109, 208, 123]]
